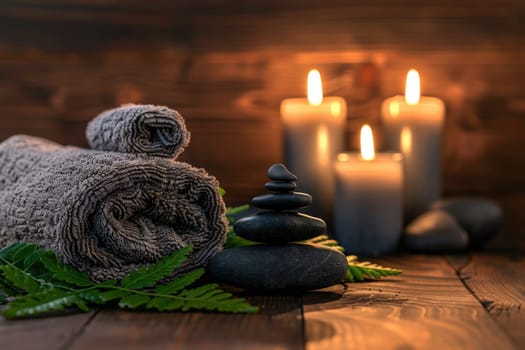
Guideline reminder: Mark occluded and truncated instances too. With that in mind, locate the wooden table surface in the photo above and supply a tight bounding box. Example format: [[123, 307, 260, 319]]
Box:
[[1, 196, 524, 350], [1, 252, 523, 350]]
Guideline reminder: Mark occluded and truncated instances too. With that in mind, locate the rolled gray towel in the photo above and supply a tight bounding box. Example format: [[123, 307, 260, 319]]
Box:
[[86, 104, 190, 158], [0, 135, 227, 281]]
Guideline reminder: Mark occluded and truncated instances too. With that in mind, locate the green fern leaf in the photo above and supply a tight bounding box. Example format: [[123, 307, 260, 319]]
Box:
[[11, 244, 38, 265], [2, 289, 87, 319], [0, 275, 17, 297], [121, 246, 192, 289], [118, 294, 150, 309], [304, 235, 345, 252], [155, 268, 205, 294], [145, 296, 176, 310], [0, 265, 50, 293], [346, 256, 402, 282], [179, 283, 219, 298], [22, 249, 51, 273], [98, 289, 130, 302], [78, 292, 106, 305], [0, 243, 36, 264], [0, 242, 28, 260], [40, 253, 94, 287]]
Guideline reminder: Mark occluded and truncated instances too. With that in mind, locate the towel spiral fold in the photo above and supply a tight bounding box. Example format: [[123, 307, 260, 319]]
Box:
[[86, 104, 190, 159], [0, 105, 227, 282]]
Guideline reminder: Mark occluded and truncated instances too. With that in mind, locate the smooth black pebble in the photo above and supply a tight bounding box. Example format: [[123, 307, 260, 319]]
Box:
[[252, 192, 312, 210], [234, 211, 326, 243], [209, 244, 348, 291], [265, 181, 297, 192], [431, 198, 503, 246], [267, 163, 297, 181], [404, 210, 469, 253]]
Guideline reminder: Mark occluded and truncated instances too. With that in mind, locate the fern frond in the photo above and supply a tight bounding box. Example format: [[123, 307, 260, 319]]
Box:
[[155, 268, 205, 294], [303, 235, 345, 252], [2, 289, 88, 319], [118, 294, 150, 309], [120, 246, 192, 289], [40, 253, 94, 287], [0, 242, 259, 319], [345, 256, 402, 282], [0, 265, 52, 293]]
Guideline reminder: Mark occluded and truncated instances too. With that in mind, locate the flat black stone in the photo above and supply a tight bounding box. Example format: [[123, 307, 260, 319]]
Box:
[[265, 181, 297, 192], [404, 210, 469, 253], [234, 211, 326, 243], [267, 163, 297, 181], [431, 198, 503, 246], [208, 244, 348, 291], [251, 192, 312, 210]]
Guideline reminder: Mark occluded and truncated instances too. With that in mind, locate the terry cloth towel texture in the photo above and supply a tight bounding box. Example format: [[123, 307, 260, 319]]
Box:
[[0, 105, 227, 282], [86, 104, 191, 158]]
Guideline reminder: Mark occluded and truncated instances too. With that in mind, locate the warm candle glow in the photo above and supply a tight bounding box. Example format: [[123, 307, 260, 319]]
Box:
[[330, 101, 341, 116], [307, 69, 323, 106], [317, 125, 329, 154], [401, 127, 412, 155], [360, 124, 375, 161], [389, 101, 400, 117], [405, 69, 420, 105]]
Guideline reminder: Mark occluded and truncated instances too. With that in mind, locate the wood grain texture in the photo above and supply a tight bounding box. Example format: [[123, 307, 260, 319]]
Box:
[[1, 49, 525, 204], [1, 0, 525, 204], [303, 255, 517, 350], [448, 253, 525, 348], [67, 295, 304, 350], [0, 310, 96, 350]]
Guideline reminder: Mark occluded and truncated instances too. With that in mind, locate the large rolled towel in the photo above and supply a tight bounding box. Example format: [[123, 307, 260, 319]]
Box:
[[0, 135, 227, 281], [86, 104, 191, 158]]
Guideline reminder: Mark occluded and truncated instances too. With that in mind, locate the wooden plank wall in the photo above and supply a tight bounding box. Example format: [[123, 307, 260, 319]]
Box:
[[1, 0, 524, 206]]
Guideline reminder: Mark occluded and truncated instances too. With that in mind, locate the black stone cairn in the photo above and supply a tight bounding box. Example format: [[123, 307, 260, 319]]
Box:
[[209, 163, 348, 291]]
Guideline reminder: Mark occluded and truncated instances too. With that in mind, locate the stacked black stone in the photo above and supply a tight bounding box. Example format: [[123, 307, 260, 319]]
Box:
[[209, 163, 348, 292]]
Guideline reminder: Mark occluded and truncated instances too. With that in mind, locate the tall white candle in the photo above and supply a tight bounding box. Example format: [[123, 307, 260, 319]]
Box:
[[381, 70, 445, 221], [334, 125, 403, 256], [281, 70, 347, 222]]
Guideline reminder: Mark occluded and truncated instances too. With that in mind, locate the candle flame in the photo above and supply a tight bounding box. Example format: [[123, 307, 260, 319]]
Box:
[[405, 69, 420, 105], [307, 69, 323, 106], [360, 124, 375, 161]]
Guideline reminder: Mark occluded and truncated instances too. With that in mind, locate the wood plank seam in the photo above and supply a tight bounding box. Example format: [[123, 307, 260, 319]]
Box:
[[446, 255, 522, 349], [59, 309, 101, 350], [300, 296, 307, 350]]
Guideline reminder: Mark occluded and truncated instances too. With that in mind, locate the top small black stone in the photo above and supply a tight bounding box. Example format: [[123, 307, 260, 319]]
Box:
[[268, 163, 297, 181]]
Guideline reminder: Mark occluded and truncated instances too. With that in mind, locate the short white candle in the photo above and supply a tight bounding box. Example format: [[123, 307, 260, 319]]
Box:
[[334, 125, 403, 256], [381, 70, 445, 221], [281, 70, 347, 221]]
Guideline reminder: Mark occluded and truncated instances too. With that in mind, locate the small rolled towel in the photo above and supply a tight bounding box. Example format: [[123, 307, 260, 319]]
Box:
[[0, 135, 227, 281], [86, 104, 191, 158]]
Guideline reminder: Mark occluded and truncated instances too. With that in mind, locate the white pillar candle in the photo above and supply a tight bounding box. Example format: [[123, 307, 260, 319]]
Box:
[[334, 125, 403, 256], [381, 70, 445, 221], [281, 70, 347, 222]]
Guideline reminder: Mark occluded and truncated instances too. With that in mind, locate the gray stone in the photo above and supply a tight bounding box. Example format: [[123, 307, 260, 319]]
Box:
[[208, 244, 348, 291], [265, 181, 297, 192], [234, 211, 326, 243], [431, 198, 503, 245], [252, 192, 312, 210], [267, 163, 297, 181], [404, 210, 469, 253]]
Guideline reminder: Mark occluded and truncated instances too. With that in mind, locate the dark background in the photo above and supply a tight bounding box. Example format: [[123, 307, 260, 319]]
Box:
[[1, 0, 524, 248]]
